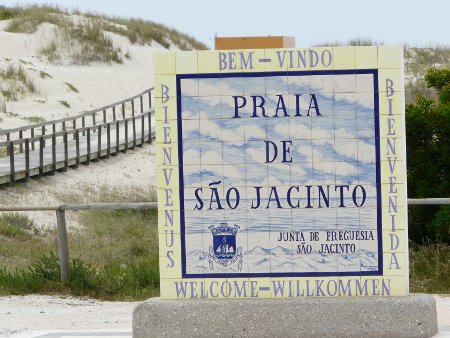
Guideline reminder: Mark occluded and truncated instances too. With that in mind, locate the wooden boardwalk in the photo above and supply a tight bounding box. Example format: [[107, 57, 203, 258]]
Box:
[[0, 88, 154, 185]]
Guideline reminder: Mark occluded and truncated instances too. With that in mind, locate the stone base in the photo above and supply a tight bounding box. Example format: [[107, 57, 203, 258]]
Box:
[[133, 294, 438, 337]]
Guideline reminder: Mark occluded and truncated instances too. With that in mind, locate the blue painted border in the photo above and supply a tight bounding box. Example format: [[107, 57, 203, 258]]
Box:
[[176, 70, 382, 279]]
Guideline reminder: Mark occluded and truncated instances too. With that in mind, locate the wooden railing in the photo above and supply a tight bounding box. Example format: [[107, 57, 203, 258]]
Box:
[[0, 88, 154, 185], [0, 198, 448, 282]]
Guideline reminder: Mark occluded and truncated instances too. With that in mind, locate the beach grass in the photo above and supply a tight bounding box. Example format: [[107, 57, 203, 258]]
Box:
[[0, 186, 159, 300]]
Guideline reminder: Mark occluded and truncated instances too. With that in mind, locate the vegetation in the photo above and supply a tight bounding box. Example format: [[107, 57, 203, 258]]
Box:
[[0, 187, 159, 300], [23, 116, 45, 123], [58, 100, 70, 108], [406, 68, 450, 244], [64, 82, 78, 93], [39, 70, 52, 79], [409, 242, 449, 293], [0, 4, 207, 65], [0, 64, 37, 101]]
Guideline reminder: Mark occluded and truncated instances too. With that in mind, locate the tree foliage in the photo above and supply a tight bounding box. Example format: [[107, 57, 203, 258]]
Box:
[[406, 68, 450, 243]]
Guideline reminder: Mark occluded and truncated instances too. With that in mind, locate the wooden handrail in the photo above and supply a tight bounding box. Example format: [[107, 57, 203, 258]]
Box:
[[0, 88, 153, 136]]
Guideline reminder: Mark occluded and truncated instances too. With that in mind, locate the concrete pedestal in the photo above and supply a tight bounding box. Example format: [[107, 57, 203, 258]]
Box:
[[133, 294, 438, 337]]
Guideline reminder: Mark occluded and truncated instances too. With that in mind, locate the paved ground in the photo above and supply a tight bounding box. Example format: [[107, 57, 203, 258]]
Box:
[[0, 294, 448, 337]]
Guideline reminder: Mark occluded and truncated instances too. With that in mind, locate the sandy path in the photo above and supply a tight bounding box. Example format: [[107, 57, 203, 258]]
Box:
[[0, 294, 448, 337]]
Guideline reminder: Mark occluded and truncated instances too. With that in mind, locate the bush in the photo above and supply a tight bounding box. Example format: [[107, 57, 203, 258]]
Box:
[[406, 68, 450, 243]]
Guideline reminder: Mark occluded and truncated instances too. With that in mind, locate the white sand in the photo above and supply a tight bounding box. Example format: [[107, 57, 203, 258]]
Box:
[[0, 15, 163, 228]]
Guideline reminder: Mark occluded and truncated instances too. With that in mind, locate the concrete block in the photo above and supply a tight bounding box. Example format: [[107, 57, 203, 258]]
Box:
[[133, 294, 438, 337]]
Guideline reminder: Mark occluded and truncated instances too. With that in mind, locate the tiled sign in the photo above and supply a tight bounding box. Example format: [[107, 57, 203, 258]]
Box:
[[155, 46, 408, 299]]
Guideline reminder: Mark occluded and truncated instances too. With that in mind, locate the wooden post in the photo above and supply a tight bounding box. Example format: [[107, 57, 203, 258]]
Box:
[[51, 134, 56, 174], [122, 102, 125, 119], [72, 119, 77, 140], [148, 112, 152, 144], [8, 141, 15, 184], [148, 90, 152, 108], [140, 95, 143, 114], [106, 123, 111, 158], [95, 125, 101, 161], [82, 116, 85, 136], [140, 114, 144, 147], [86, 128, 91, 164], [75, 130, 80, 168], [124, 119, 128, 152], [31, 128, 35, 150], [62, 132, 68, 171], [114, 120, 119, 155], [56, 209, 69, 283], [25, 139, 30, 181], [132, 116, 136, 149], [92, 112, 96, 126], [39, 137, 44, 176], [131, 100, 135, 116], [19, 131, 23, 153], [103, 109, 106, 123], [6, 133, 10, 156], [112, 106, 116, 121], [42, 126, 46, 147]]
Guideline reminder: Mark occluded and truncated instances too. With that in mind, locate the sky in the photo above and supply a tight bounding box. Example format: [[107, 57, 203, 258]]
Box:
[[1, 0, 449, 48]]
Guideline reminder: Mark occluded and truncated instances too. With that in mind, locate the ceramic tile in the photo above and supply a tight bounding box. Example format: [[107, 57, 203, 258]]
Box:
[[154, 75, 176, 99], [332, 46, 355, 70], [309, 47, 333, 70], [155, 119, 177, 144], [378, 45, 402, 69], [380, 137, 404, 161], [176, 50, 198, 74], [157, 188, 180, 211], [156, 144, 179, 166], [158, 209, 180, 233], [355, 46, 378, 69], [155, 98, 177, 121], [156, 165, 179, 189], [154, 52, 176, 75], [382, 229, 406, 253], [198, 50, 220, 74], [378, 69, 402, 94], [383, 252, 407, 275], [157, 48, 406, 299]]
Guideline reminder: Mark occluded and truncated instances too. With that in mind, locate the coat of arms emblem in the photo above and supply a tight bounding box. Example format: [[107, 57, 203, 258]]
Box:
[[208, 223, 243, 271]]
